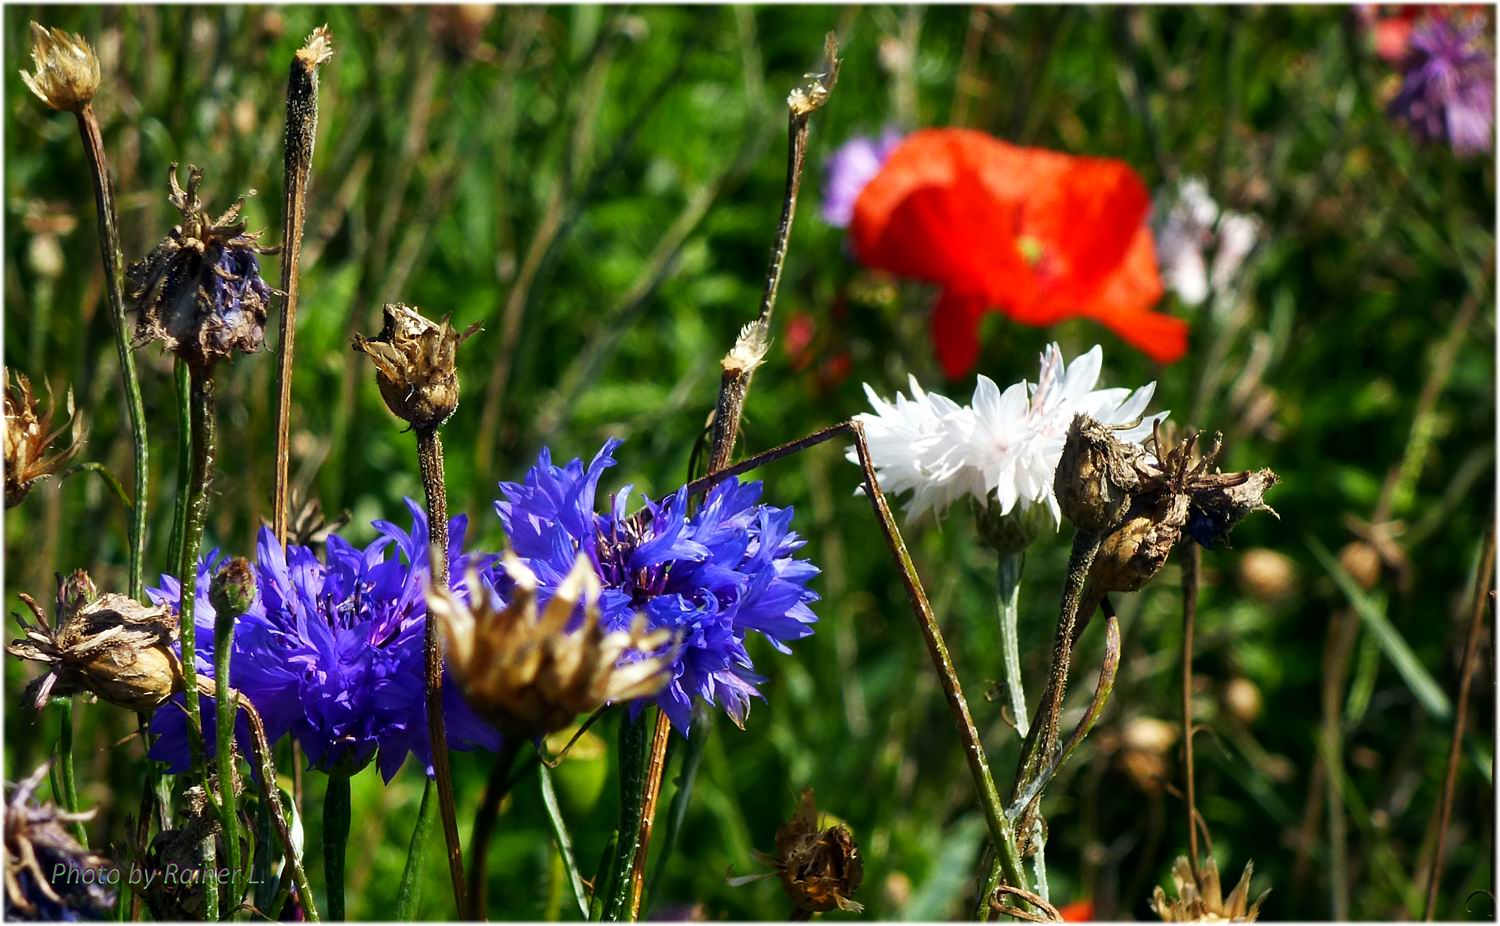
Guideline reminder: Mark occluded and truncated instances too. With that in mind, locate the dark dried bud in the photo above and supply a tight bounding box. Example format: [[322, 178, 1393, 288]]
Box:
[[19, 22, 99, 113], [772, 789, 864, 915], [972, 496, 1050, 555], [5, 369, 84, 508], [352, 303, 479, 431], [127, 164, 276, 371], [5, 764, 116, 920], [141, 780, 235, 921], [429, 555, 673, 739], [1086, 489, 1190, 595], [7, 570, 182, 712], [209, 557, 256, 619], [1183, 468, 1279, 550], [1054, 414, 1153, 533], [1151, 854, 1267, 922]]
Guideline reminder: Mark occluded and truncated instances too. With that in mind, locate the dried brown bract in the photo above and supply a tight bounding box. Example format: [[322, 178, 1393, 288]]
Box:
[[19, 22, 99, 112], [1054, 414, 1156, 534], [4, 764, 115, 919], [126, 164, 277, 370], [141, 779, 235, 921], [7, 570, 182, 712], [771, 789, 864, 916], [4, 370, 83, 508], [352, 303, 480, 432], [429, 554, 673, 739], [1151, 855, 1268, 922], [787, 33, 841, 117]]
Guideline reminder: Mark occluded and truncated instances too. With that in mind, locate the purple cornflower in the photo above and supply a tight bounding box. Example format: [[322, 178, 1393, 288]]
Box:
[[821, 128, 906, 227], [495, 438, 819, 733], [147, 501, 500, 782], [1389, 12, 1495, 156]]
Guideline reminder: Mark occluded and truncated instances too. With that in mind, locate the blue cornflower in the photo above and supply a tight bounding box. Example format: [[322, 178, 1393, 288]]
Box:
[[1390, 12, 1495, 156], [147, 500, 500, 782], [127, 163, 276, 369], [495, 438, 819, 733]]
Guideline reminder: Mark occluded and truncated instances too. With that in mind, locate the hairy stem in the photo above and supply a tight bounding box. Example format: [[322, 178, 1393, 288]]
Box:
[[273, 29, 331, 544], [1182, 543, 1202, 880], [76, 104, 147, 599], [467, 740, 522, 918], [1422, 524, 1495, 920], [997, 551, 1029, 739], [324, 770, 350, 921], [215, 604, 244, 904], [415, 427, 466, 917]]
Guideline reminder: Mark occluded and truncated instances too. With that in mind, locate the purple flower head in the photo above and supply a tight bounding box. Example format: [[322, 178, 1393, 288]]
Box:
[[147, 500, 500, 782], [494, 439, 819, 733], [821, 128, 906, 227], [1389, 13, 1495, 156]]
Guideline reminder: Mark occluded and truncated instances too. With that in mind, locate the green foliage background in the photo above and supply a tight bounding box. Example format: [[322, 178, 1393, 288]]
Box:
[[4, 5, 1494, 921]]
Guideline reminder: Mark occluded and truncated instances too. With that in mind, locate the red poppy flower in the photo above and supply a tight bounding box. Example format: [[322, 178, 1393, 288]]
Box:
[[1058, 899, 1096, 922], [849, 128, 1185, 378]]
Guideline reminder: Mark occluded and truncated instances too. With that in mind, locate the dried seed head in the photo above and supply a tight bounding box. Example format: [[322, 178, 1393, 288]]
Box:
[[787, 33, 841, 117], [772, 789, 864, 915], [1182, 468, 1279, 550], [141, 780, 230, 921], [4, 369, 84, 508], [1054, 414, 1153, 533], [1236, 548, 1298, 603], [7, 571, 183, 712], [352, 303, 480, 432], [127, 164, 276, 371], [1222, 677, 1263, 725], [1151, 855, 1268, 922], [4, 764, 116, 920], [1086, 489, 1190, 596], [19, 23, 99, 112], [429, 555, 674, 739]]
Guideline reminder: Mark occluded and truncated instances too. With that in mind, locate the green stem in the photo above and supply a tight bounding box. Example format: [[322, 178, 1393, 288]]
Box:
[[996, 551, 1028, 739], [539, 763, 590, 921], [75, 104, 148, 600], [600, 713, 651, 921], [202, 835, 219, 921], [324, 770, 351, 921], [216, 603, 244, 906], [394, 780, 436, 921], [58, 461, 132, 512], [54, 699, 85, 844], [170, 359, 192, 570]]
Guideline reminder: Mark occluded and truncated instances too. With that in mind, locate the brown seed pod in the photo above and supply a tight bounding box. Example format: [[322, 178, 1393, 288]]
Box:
[[1086, 488, 1190, 596], [7, 570, 183, 712], [19, 22, 100, 113], [1151, 854, 1268, 922], [4, 370, 84, 509], [772, 789, 864, 916], [352, 303, 480, 432], [1054, 414, 1154, 533]]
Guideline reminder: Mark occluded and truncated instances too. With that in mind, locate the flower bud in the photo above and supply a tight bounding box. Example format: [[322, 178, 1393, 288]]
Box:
[[209, 557, 256, 619], [5, 369, 84, 508], [972, 496, 1050, 555], [7, 570, 183, 712], [352, 303, 479, 432], [1054, 414, 1152, 533], [127, 164, 275, 371], [1338, 540, 1382, 591], [773, 789, 864, 915], [1151, 855, 1267, 922], [19, 23, 100, 113], [429, 554, 673, 739], [1086, 489, 1190, 596], [5, 763, 116, 920], [1237, 548, 1298, 603]]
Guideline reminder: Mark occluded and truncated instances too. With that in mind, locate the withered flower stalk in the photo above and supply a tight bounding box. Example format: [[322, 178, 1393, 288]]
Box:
[[431, 555, 672, 917], [770, 790, 864, 919], [20, 22, 149, 598], [272, 26, 334, 546], [4, 370, 83, 508], [353, 301, 479, 918], [626, 34, 843, 920]]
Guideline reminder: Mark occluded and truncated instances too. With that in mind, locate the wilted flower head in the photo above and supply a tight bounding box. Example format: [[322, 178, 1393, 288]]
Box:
[[495, 438, 819, 733], [18, 22, 99, 112], [4, 764, 116, 921], [1152, 178, 1261, 309], [140, 779, 230, 921], [147, 502, 499, 782], [851, 344, 1165, 530], [5, 370, 83, 508], [353, 303, 480, 431], [770, 789, 864, 916], [7, 570, 183, 712], [127, 164, 275, 370], [1389, 10, 1495, 155], [1151, 855, 1268, 922], [431, 554, 674, 739], [821, 127, 904, 227]]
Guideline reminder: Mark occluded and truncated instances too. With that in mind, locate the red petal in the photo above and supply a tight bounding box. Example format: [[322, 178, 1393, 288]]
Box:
[[930, 289, 987, 378]]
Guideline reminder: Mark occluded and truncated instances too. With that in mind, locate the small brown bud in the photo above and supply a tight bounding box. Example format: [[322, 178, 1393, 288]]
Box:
[[773, 789, 864, 915], [1151, 855, 1268, 922], [1055, 414, 1153, 533], [1237, 548, 1298, 602], [1086, 489, 1190, 596], [429, 555, 673, 739], [5, 369, 84, 508], [1222, 677, 1264, 725], [352, 303, 479, 432], [19, 23, 100, 113], [7, 571, 182, 712], [1338, 540, 1382, 591]]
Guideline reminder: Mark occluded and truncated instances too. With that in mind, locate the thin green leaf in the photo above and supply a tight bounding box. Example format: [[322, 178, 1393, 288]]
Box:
[[393, 780, 436, 921], [539, 764, 590, 920]]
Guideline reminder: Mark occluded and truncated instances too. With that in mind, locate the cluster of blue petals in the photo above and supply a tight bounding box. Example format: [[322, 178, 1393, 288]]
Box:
[[147, 501, 499, 782], [495, 438, 819, 733]]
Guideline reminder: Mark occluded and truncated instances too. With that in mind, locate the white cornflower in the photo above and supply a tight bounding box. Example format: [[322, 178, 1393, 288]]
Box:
[[851, 344, 1167, 526], [1152, 177, 1262, 309]]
